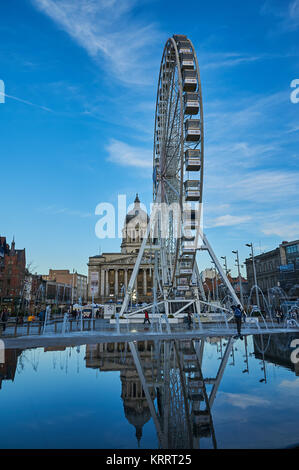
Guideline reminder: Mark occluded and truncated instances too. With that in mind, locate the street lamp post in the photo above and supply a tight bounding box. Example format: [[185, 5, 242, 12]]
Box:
[[221, 256, 228, 276], [246, 243, 260, 310], [211, 262, 218, 301], [71, 269, 74, 305], [232, 250, 244, 307]]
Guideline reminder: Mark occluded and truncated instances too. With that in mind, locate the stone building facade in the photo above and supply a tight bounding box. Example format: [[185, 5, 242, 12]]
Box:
[[245, 240, 299, 299], [88, 195, 154, 303]]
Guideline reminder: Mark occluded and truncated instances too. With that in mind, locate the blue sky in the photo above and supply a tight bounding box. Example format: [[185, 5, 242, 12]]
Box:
[[0, 0, 298, 276]]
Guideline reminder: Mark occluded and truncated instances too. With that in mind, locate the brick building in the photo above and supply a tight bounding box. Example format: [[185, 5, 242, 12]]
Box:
[[201, 269, 248, 302], [43, 269, 87, 303], [0, 236, 26, 311], [23, 273, 72, 312]]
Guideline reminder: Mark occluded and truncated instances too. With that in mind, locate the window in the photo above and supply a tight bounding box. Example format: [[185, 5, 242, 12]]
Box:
[[286, 245, 299, 254]]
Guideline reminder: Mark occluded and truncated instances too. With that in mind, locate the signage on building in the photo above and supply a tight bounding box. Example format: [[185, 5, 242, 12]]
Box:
[[90, 272, 99, 295], [279, 264, 294, 272]]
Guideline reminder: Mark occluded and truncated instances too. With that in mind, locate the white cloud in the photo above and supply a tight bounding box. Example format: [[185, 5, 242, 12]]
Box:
[[205, 141, 276, 170], [202, 53, 261, 70], [279, 378, 299, 389], [106, 139, 152, 168], [286, 125, 299, 133], [218, 392, 271, 409], [227, 171, 299, 203], [31, 0, 162, 86], [288, 0, 299, 28], [207, 214, 252, 228], [262, 222, 299, 239], [261, 0, 299, 31]]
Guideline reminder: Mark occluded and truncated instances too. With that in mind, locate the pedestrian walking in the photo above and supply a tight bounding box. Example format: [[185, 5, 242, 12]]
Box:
[[38, 309, 45, 322], [233, 304, 243, 339], [143, 310, 150, 324]]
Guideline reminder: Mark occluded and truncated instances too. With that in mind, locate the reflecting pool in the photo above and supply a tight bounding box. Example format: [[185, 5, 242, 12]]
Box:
[[0, 333, 298, 449]]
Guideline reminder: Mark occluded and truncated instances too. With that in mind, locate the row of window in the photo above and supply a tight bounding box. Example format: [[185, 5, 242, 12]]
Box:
[[256, 260, 279, 273], [286, 244, 299, 254], [258, 277, 277, 290]]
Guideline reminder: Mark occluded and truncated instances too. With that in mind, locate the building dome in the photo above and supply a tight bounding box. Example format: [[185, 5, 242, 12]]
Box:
[[121, 194, 149, 254], [123, 403, 151, 447]]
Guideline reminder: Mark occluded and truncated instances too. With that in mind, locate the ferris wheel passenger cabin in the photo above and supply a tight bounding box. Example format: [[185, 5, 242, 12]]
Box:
[[185, 119, 201, 141], [185, 149, 201, 171]]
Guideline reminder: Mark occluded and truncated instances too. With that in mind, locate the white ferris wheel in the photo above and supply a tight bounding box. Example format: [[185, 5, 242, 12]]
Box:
[[120, 34, 240, 320]]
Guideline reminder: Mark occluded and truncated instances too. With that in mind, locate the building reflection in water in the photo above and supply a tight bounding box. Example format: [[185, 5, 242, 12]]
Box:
[[85, 338, 235, 449], [1, 333, 298, 449], [0, 349, 22, 389], [253, 333, 299, 378], [85, 341, 155, 447]]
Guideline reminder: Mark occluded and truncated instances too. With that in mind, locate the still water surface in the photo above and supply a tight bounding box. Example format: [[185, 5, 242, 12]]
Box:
[[0, 333, 298, 449]]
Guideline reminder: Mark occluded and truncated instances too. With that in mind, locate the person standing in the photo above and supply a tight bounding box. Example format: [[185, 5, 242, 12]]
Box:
[[143, 310, 150, 324], [233, 305, 243, 339], [38, 309, 45, 323]]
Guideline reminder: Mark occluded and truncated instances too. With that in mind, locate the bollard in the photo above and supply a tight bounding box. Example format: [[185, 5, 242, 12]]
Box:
[[14, 321, 18, 337], [27, 322, 30, 335]]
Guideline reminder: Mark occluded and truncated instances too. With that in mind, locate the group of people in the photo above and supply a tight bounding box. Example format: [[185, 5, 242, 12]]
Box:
[[143, 305, 244, 335]]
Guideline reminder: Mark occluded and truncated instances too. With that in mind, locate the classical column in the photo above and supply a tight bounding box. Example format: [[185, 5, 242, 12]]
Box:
[[124, 269, 128, 288], [105, 270, 109, 297], [101, 268, 105, 297], [143, 268, 147, 295], [115, 269, 118, 297]]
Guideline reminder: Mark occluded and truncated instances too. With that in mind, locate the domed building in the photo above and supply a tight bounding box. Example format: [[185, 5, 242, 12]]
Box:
[[84, 341, 157, 447], [121, 368, 153, 447], [88, 195, 154, 303]]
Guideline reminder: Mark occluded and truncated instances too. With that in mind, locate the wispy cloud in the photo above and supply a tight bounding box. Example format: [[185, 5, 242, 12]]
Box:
[[202, 53, 261, 70], [106, 139, 152, 168], [207, 214, 252, 228], [218, 392, 271, 409], [279, 378, 299, 390], [31, 0, 162, 86], [262, 222, 299, 238], [261, 0, 299, 32], [0, 91, 53, 112], [229, 171, 299, 203]]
